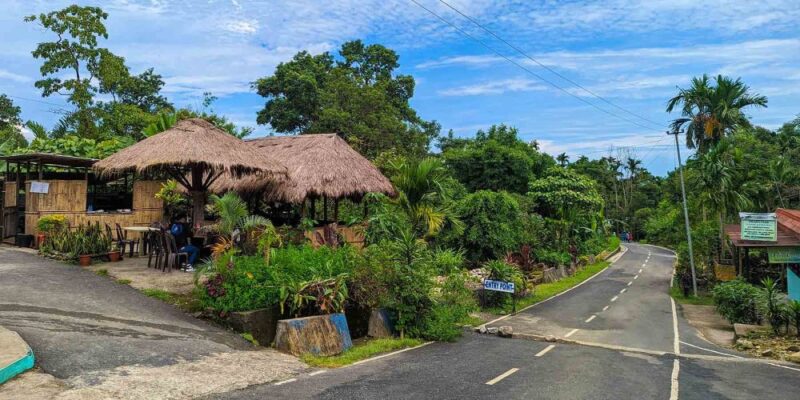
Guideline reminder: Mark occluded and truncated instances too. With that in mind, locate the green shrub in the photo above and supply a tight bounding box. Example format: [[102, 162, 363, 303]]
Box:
[[712, 279, 761, 324], [430, 248, 466, 275], [452, 190, 524, 262], [788, 300, 800, 337], [196, 245, 359, 313], [534, 249, 570, 267], [759, 278, 789, 335], [36, 215, 67, 234]]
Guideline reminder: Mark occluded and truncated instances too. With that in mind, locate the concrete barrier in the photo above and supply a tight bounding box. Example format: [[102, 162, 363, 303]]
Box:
[[274, 313, 353, 356], [0, 326, 34, 385]]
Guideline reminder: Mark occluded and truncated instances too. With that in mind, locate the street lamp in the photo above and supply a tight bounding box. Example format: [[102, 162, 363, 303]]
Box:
[[668, 127, 698, 296]]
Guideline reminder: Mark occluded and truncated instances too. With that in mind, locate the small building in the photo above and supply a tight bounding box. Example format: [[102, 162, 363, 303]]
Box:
[[725, 208, 800, 300], [1, 153, 163, 241]]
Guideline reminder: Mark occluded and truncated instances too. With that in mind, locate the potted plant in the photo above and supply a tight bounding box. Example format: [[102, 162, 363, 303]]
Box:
[[36, 215, 67, 248]]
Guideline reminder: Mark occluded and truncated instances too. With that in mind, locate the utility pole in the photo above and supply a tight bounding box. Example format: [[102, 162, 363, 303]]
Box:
[[668, 128, 698, 296]]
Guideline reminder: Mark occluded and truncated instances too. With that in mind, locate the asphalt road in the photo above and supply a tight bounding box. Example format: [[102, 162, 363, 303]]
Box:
[[213, 243, 800, 399], [0, 246, 251, 379]]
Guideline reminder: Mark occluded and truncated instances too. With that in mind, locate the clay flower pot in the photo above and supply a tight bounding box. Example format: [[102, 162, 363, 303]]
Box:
[[36, 233, 46, 249], [78, 255, 92, 266], [108, 250, 121, 262]]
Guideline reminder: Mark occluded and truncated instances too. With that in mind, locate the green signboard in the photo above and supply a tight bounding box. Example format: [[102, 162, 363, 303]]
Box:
[[740, 212, 777, 241], [768, 248, 800, 264]]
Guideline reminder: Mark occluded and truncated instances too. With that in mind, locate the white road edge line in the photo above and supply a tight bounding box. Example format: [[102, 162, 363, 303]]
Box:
[[670, 359, 680, 400], [627, 281, 633, 286], [309, 370, 327, 376], [610, 296, 618, 302], [535, 345, 556, 357], [634, 275, 639, 280], [671, 297, 680, 355], [602, 305, 609, 311], [679, 341, 743, 359], [274, 378, 297, 386], [565, 328, 579, 338], [585, 315, 596, 323], [620, 288, 627, 294], [482, 246, 629, 327], [767, 362, 800, 372], [350, 341, 433, 366], [486, 368, 519, 385], [639, 269, 643, 273]]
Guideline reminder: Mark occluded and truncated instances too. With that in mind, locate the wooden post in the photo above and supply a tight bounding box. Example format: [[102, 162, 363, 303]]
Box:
[[190, 167, 205, 228], [333, 199, 339, 223], [310, 197, 316, 221], [323, 196, 328, 223]]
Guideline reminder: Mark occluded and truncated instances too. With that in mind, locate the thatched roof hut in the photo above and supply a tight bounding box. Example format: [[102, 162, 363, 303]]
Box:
[[93, 118, 287, 224], [213, 134, 395, 204], [93, 119, 285, 179]]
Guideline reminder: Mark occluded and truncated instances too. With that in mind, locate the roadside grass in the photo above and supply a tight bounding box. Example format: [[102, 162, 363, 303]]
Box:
[[669, 286, 714, 306], [116, 278, 132, 285], [487, 260, 611, 315], [95, 268, 109, 276], [141, 288, 202, 313], [606, 236, 621, 253], [241, 332, 260, 347], [301, 338, 424, 368]]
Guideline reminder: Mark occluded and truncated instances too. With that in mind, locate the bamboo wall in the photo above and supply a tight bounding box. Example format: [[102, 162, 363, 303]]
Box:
[[4, 182, 16, 208], [24, 180, 164, 235]]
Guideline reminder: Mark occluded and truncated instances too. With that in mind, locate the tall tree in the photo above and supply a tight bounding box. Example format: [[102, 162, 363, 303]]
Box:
[[442, 124, 553, 194], [0, 95, 27, 149], [666, 74, 767, 153], [254, 40, 438, 158], [25, 5, 110, 138]]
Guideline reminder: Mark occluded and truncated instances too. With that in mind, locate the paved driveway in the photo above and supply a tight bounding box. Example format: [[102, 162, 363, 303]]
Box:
[[0, 246, 304, 399]]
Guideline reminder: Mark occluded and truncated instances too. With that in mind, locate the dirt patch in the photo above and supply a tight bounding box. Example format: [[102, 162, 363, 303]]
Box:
[[1, 350, 306, 400], [680, 304, 735, 346], [735, 329, 800, 363], [87, 257, 195, 294]]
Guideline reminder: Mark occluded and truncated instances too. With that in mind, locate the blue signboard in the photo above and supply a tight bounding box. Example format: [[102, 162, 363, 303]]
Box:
[[483, 279, 515, 293]]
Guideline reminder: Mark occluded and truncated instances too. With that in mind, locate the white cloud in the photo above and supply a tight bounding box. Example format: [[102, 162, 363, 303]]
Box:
[[0, 69, 31, 83], [439, 78, 545, 96], [223, 19, 259, 35]]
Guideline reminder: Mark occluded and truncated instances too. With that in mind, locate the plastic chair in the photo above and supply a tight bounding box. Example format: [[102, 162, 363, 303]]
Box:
[[163, 232, 188, 272], [106, 224, 126, 259], [115, 223, 138, 258], [147, 230, 165, 270]]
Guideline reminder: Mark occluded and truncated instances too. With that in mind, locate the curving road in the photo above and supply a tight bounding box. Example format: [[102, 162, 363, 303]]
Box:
[[213, 243, 800, 399]]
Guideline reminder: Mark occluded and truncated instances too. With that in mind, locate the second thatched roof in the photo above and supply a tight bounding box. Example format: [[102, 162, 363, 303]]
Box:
[[93, 118, 286, 180], [212, 134, 396, 203]]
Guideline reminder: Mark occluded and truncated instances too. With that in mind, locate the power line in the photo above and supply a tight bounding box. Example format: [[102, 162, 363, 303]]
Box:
[[6, 94, 67, 108], [408, 0, 664, 133], [436, 0, 665, 130]]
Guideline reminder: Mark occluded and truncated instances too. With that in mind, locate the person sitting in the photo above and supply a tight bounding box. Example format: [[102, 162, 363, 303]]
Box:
[[170, 216, 199, 272]]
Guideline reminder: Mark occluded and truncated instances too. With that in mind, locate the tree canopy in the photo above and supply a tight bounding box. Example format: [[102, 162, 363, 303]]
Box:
[[254, 40, 439, 158]]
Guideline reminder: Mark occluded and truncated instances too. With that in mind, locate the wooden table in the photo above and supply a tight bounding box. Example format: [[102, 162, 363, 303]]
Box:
[[122, 226, 159, 256]]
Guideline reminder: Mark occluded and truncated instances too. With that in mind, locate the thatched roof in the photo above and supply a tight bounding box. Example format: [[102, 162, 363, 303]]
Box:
[[212, 134, 396, 203], [93, 118, 286, 180]]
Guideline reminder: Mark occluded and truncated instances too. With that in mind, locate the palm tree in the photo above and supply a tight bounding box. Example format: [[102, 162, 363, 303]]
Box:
[[388, 158, 461, 238], [556, 152, 569, 167], [692, 140, 750, 258], [769, 157, 794, 209], [667, 74, 767, 153]]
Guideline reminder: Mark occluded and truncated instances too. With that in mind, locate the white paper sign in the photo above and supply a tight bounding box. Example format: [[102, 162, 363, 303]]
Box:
[[29, 181, 49, 194]]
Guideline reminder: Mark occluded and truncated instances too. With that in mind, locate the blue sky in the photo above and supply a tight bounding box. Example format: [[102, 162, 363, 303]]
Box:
[[2, 0, 799, 175]]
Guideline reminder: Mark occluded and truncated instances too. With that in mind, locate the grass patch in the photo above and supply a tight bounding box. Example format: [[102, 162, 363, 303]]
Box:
[[141, 288, 202, 313], [301, 338, 424, 368], [116, 278, 132, 285], [95, 268, 108, 277], [241, 332, 260, 346], [488, 261, 610, 315], [606, 236, 621, 253], [669, 286, 715, 306]]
